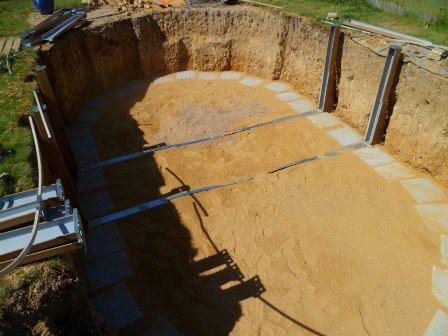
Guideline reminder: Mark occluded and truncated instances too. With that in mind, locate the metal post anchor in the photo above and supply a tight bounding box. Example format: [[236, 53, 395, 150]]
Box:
[[365, 45, 402, 145], [318, 23, 341, 112]]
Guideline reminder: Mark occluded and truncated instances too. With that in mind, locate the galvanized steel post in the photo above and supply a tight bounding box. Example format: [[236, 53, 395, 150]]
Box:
[[365, 45, 402, 145], [318, 23, 341, 112]]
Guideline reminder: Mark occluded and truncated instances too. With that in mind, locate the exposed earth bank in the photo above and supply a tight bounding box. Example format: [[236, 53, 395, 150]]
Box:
[[42, 5, 448, 187]]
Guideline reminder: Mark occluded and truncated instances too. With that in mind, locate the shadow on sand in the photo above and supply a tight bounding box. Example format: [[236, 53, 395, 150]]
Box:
[[88, 79, 327, 336]]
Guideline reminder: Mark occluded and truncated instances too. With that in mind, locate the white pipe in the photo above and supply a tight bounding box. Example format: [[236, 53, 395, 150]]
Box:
[[0, 117, 43, 277], [33, 91, 52, 139]]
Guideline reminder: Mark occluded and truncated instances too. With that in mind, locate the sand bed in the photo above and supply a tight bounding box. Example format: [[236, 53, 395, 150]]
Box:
[[82, 74, 444, 335]]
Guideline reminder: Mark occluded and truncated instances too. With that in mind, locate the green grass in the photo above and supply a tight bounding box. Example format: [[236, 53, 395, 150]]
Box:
[[386, 0, 448, 16], [46, 257, 64, 270], [20, 268, 42, 288], [0, 0, 83, 37], [260, 0, 448, 45], [0, 49, 37, 196], [0, 280, 9, 303]]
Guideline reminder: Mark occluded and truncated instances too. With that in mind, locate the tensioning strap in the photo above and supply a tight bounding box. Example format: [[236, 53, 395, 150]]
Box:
[[80, 110, 320, 172], [88, 142, 366, 228]]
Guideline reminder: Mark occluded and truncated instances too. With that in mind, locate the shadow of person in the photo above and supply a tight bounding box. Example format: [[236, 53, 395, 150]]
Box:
[[90, 79, 264, 336], [91, 77, 327, 336]]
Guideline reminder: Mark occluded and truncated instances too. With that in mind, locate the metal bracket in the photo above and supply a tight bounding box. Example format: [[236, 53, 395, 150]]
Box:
[[73, 209, 87, 253], [34, 65, 47, 71], [55, 178, 65, 200], [32, 104, 47, 113]]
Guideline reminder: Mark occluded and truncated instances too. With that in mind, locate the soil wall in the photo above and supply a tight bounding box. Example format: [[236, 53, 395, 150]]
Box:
[[40, 5, 448, 187]]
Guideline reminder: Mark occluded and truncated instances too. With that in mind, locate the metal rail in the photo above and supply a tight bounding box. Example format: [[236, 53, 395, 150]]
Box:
[[0, 117, 43, 277], [81, 110, 321, 172], [365, 45, 402, 144], [88, 142, 366, 227], [318, 24, 341, 112]]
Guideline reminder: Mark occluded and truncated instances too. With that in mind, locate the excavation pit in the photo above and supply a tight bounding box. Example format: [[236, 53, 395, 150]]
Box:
[[68, 72, 444, 335], [40, 5, 448, 335]]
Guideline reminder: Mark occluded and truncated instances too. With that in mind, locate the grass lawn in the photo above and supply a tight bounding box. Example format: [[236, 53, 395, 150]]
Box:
[[0, 0, 81, 196], [0, 49, 36, 196], [0, 0, 83, 37], [260, 0, 448, 45], [388, 0, 448, 16]]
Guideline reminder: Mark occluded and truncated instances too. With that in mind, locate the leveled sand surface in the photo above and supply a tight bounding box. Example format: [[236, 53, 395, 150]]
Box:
[[87, 75, 442, 335]]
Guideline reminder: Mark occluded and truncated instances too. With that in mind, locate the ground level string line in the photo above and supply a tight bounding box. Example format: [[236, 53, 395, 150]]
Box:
[[80, 110, 320, 172], [88, 142, 366, 228]]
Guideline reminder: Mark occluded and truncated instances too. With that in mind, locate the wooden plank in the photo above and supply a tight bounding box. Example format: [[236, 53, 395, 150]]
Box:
[[0, 39, 6, 54], [35, 68, 78, 176], [2, 38, 13, 55], [31, 107, 80, 212], [0, 242, 80, 268], [11, 38, 21, 51]]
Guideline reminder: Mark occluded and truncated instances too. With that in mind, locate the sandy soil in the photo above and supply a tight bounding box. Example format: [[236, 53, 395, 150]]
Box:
[[89, 76, 441, 335]]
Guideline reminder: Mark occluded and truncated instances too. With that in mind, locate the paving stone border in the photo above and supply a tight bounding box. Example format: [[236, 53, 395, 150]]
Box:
[[69, 70, 448, 334]]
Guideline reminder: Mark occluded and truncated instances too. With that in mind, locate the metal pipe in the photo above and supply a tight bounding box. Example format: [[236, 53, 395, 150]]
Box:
[[0, 117, 43, 277], [33, 91, 52, 139]]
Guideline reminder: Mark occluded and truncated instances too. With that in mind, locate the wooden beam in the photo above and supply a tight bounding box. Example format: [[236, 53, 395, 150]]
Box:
[[35, 66, 78, 176]]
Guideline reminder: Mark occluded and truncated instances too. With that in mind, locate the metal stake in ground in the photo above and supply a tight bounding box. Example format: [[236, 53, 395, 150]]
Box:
[[365, 45, 402, 145], [318, 23, 341, 112]]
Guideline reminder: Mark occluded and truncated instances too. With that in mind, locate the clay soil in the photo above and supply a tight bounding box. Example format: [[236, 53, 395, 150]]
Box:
[[90, 76, 441, 335]]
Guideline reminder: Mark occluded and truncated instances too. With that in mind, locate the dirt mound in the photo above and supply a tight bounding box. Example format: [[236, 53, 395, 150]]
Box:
[[0, 260, 108, 336]]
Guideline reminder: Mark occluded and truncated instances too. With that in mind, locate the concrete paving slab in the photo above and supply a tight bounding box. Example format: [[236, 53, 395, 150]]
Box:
[[264, 82, 289, 93], [198, 72, 219, 80], [401, 178, 447, 203], [84, 250, 132, 292], [92, 282, 141, 332], [425, 310, 448, 336], [81, 190, 114, 220], [288, 100, 314, 113], [306, 112, 340, 128], [239, 76, 264, 87], [416, 204, 448, 232], [85, 96, 109, 109], [69, 135, 96, 152], [327, 128, 361, 146], [76, 109, 101, 123], [83, 222, 124, 263], [66, 123, 92, 139], [433, 266, 448, 308], [374, 162, 414, 180], [175, 71, 196, 79], [219, 71, 243, 80], [78, 168, 106, 193], [276, 91, 301, 102], [153, 75, 174, 84], [354, 146, 395, 167], [73, 146, 99, 166], [442, 236, 448, 265]]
